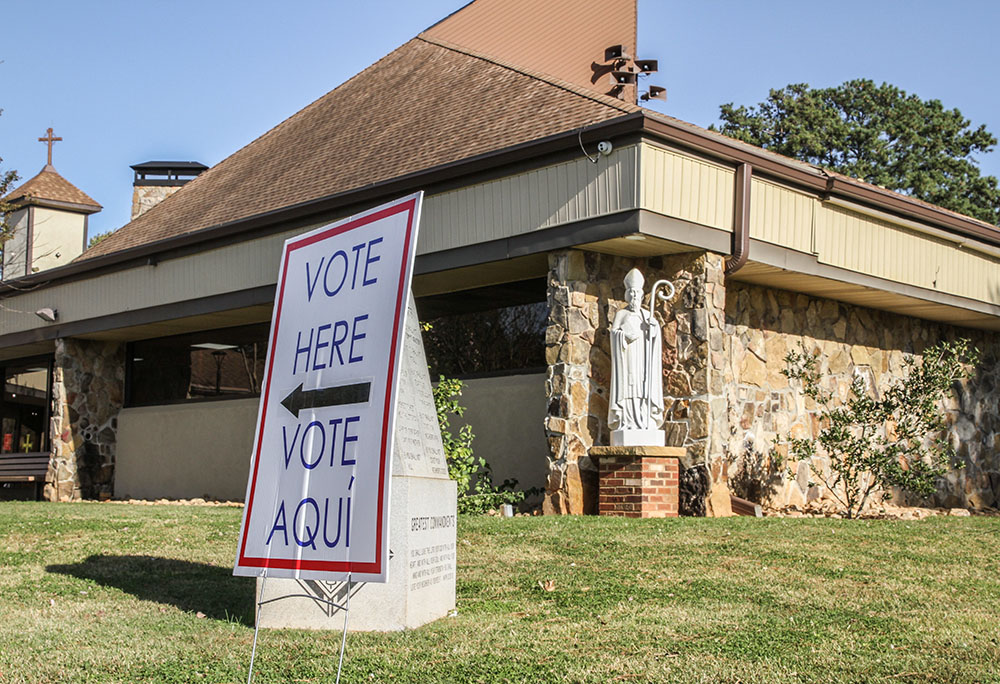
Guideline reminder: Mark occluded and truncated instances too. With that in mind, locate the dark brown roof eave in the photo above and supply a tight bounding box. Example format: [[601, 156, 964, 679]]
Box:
[[5, 109, 998, 296], [2, 112, 647, 294], [5, 196, 102, 215]]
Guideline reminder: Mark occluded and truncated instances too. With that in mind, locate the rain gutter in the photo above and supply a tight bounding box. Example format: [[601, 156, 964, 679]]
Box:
[[724, 163, 752, 275]]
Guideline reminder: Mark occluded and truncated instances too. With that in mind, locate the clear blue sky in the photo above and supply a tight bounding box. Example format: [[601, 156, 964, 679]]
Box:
[[2, 0, 998, 240]]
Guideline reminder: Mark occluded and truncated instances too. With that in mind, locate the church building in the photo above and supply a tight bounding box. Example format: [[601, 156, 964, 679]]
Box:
[[1, 0, 998, 514]]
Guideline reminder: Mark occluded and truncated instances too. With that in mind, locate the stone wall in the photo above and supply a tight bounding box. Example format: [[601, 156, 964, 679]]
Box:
[[543, 249, 728, 514], [723, 281, 1000, 511], [131, 185, 181, 220], [46, 339, 125, 501]]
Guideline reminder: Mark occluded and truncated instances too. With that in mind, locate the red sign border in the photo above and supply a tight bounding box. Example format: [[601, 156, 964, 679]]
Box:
[[236, 197, 418, 576]]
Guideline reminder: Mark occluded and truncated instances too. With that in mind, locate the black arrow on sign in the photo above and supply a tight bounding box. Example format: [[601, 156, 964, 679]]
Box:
[[280, 381, 371, 418]]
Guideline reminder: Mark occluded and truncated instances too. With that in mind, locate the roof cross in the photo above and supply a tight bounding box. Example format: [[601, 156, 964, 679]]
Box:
[[38, 127, 62, 166]]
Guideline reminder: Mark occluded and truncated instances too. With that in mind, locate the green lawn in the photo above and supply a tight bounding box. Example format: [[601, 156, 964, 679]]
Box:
[[0, 502, 997, 683]]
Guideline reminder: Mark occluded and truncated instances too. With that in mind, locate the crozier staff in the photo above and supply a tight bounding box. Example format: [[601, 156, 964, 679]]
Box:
[[609, 268, 665, 431]]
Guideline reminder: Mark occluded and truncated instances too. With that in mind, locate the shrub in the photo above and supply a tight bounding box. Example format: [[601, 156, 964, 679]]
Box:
[[782, 338, 979, 518]]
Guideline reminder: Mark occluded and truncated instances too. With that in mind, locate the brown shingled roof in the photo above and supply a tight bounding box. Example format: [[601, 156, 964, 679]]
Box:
[[82, 37, 637, 260], [3, 164, 102, 213], [79, 27, 999, 264]]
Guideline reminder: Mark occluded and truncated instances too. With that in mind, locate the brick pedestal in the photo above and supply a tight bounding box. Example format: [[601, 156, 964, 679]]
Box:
[[592, 446, 683, 518]]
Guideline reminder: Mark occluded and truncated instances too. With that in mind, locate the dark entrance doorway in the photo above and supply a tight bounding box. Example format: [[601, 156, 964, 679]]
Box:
[[0, 356, 53, 500]]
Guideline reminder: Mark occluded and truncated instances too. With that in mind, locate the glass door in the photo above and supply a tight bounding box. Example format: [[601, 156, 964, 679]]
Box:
[[1, 357, 53, 455]]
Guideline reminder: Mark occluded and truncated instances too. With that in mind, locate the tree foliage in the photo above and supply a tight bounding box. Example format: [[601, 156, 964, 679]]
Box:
[[0, 139, 18, 248], [88, 231, 112, 249], [0, 166, 15, 235], [0, 106, 21, 281], [715, 80, 1000, 225], [782, 339, 979, 518], [422, 301, 547, 377]]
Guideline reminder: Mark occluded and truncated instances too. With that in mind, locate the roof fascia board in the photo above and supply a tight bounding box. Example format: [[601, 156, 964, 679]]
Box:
[[0, 285, 277, 349], [132, 179, 189, 187], [0, 211, 640, 346], [7, 197, 102, 214], [823, 196, 1000, 259], [637, 210, 731, 254], [638, 116, 1000, 248], [743, 238, 1000, 324], [6, 109, 998, 296], [824, 176, 1000, 245], [418, 210, 640, 274], [2, 113, 646, 295]]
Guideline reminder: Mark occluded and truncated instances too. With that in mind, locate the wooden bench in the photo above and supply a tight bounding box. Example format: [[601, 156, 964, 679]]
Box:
[[0, 453, 50, 500]]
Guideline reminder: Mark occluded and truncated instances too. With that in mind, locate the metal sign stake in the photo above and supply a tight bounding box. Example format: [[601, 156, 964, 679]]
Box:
[[247, 571, 267, 684], [335, 572, 353, 684], [246, 573, 358, 683]]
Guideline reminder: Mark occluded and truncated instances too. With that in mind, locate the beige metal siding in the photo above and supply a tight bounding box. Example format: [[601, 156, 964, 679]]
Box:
[[5, 148, 999, 342], [639, 143, 734, 231], [815, 205, 1000, 305], [749, 178, 816, 254], [420, 144, 639, 253], [0, 224, 313, 338], [2, 149, 643, 339]]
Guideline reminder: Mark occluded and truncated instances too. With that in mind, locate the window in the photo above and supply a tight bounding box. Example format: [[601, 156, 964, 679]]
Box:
[[1, 357, 52, 454], [126, 323, 270, 407], [417, 278, 547, 378]]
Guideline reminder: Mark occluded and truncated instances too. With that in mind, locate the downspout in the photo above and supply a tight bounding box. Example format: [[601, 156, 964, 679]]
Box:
[[724, 163, 752, 275], [716, 162, 752, 516]]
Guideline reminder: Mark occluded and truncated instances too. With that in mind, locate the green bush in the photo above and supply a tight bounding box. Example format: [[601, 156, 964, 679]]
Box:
[[782, 338, 979, 518], [432, 375, 524, 514]]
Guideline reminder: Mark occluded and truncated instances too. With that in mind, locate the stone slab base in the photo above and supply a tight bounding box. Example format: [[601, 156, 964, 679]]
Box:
[[610, 429, 665, 447], [592, 446, 683, 518], [257, 475, 456, 632]]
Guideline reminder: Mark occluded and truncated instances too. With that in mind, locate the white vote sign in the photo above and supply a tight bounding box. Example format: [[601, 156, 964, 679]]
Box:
[[234, 193, 422, 583]]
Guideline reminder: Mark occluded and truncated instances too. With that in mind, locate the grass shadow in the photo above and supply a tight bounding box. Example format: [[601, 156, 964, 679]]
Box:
[[47, 555, 255, 625]]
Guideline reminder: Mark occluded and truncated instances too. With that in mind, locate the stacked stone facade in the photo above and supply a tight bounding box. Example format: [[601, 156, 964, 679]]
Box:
[[46, 339, 125, 501], [32, 253, 999, 512], [723, 282, 1000, 511], [543, 249, 728, 514], [131, 185, 181, 220], [544, 247, 1000, 515]]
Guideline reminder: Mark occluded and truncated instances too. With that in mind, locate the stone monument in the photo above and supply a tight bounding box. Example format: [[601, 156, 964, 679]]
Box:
[[257, 295, 457, 631], [593, 268, 684, 517], [608, 268, 674, 447]]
